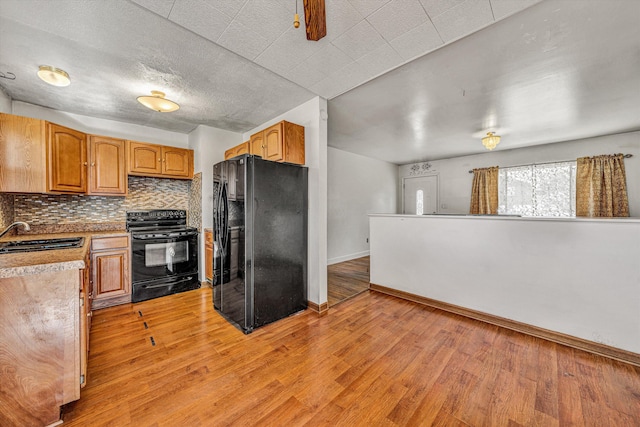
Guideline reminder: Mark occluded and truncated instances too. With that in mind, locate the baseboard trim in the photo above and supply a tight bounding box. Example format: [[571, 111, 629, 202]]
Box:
[[327, 251, 370, 265], [307, 300, 329, 317], [370, 283, 640, 367]]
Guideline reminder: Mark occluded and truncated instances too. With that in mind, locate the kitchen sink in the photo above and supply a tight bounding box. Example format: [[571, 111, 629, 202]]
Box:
[[0, 237, 85, 254]]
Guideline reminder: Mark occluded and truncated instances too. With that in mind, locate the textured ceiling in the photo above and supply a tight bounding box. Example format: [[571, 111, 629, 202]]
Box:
[[0, 0, 538, 136], [0, 0, 638, 164], [329, 0, 640, 163]]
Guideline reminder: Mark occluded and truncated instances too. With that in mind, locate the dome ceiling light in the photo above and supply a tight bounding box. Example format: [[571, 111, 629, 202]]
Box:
[[37, 65, 70, 87], [137, 90, 180, 113]]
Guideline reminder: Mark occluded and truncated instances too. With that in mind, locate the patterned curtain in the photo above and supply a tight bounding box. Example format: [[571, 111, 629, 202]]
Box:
[[470, 166, 499, 214], [576, 154, 629, 217]]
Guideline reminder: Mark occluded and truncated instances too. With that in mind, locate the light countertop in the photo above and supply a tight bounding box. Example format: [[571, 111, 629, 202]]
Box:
[[0, 230, 127, 278]]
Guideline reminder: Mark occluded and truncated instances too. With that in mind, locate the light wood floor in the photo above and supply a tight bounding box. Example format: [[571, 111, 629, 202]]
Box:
[[327, 256, 369, 307], [62, 288, 640, 426]]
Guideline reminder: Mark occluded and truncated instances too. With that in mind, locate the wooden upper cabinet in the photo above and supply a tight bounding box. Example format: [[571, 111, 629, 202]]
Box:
[[264, 123, 284, 162], [162, 146, 192, 178], [0, 113, 47, 193], [128, 141, 162, 175], [249, 132, 264, 157], [47, 123, 88, 193], [89, 136, 127, 195], [128, 141, 193, 179], [249, 121, 305, 165], [224, 141, 249, 160]]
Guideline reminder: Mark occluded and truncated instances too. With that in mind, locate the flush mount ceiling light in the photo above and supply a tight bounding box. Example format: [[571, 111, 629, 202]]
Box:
[[481, 132, 501, 151], [37, 65, 70, 87], [137, 90, 180, 113]]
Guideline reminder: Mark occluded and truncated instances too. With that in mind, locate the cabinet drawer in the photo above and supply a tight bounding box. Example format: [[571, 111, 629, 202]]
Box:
[[91, 235, 129, 251]]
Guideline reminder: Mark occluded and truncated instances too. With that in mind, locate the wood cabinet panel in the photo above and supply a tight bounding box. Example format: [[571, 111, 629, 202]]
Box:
[[162, 146, 192, 177], [89, 135, 127, 195], [0, 113, 47, 193], [91, 235, 131, 310], [249, 121, 305, 165], [91, 235, 129, 251], [249, 132, 264, 157], [128, 140, 193, 179], [264, 122, 284, 162], [205, 229, 213, 283], [128, 141, 162, 175], [224, 141, 249, 160], [47, 123, 88, 193], [0, 270, 80, 427], [80, 264, 90, 389]]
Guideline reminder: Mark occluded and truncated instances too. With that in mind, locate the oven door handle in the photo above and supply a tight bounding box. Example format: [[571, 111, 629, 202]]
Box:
[[138, 275, 195, 289], [132, 231, 198, 240]]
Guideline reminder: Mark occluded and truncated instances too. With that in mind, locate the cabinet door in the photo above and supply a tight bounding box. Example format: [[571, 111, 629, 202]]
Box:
[[205, 230, 213, 283], [47, 123, 87, 193], [79, 265, 90, 389], [0, 113, 47, 193], [89, 136, 127, 195], [91, 248, 130, 310], [128, 141, 162, 175], [249, 132, 264, 158], [162, 146, 192, 178], [263, 122, 284, 162], [282, 121, 305, 165], [225, 141, 249, 160]]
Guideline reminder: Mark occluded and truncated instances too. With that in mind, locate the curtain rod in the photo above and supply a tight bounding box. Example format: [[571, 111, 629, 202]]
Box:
[[467, 154, 633, 173]]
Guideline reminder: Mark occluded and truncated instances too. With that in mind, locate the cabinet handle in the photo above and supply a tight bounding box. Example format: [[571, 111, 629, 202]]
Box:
[[84, 162, 88, 166], [91, 162, 95, 167], [158, 158, 161, 162]]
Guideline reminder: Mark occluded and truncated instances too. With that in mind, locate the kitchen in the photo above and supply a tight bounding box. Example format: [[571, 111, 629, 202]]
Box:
[[2, 0, 640, 426]]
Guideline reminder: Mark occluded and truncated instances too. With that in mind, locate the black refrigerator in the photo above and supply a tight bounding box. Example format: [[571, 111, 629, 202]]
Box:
[[213, 155, 308, 333]]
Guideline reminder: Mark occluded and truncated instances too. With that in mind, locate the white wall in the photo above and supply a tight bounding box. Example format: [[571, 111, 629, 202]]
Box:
[[244, 96, 328, 306], [188, 124, 242, 281], [0, 88, 11, 113], [399, 132, 640, 216], [327, 147, 398, 264], [370, 214, 640, 354], [12, 101, 188, 147]]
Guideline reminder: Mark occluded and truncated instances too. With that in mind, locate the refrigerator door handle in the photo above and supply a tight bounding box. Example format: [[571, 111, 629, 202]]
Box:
[[214, 182, 222, 247], [220, 181, 229, 252]]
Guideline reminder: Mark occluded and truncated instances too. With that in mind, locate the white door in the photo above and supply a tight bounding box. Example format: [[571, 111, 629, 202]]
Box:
[[403, 175, 438, 214]]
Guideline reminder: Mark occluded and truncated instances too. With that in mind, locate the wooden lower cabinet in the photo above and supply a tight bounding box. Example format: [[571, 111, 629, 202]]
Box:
[[80, 254, 91, 390], [0, 269, 84, 427], [205, 229, 213, 283], [91, 234, 131, 309]]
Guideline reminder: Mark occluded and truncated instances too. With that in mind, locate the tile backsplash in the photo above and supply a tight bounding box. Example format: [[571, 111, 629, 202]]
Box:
[[188, 172, 202, 231], [2, 176, 192, 226], [0, 193, 14, 229]]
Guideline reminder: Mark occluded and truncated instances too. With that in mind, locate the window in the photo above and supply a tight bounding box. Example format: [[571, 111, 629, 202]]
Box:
[[498, 161, 576, 217], [416, 190, 424, 215]]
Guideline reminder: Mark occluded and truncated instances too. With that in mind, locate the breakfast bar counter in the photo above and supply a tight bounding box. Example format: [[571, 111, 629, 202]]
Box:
[[369, 214, 640, 363]]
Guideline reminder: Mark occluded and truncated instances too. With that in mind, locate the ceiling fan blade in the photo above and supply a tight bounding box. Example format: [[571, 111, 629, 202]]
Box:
[[303, 0, 327, 41]]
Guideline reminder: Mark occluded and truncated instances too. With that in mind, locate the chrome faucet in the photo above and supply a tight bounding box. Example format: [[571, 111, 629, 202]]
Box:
[[0, 222, 31, 239]]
